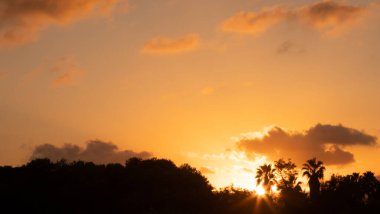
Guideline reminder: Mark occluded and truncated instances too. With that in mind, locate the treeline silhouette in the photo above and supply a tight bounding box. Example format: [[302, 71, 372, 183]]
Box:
[[0, 157, 380, 213]]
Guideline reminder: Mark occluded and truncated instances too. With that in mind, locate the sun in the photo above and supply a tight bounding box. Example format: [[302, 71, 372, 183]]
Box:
[[255, 185, 266, 196], [271, 184, 278, 193]]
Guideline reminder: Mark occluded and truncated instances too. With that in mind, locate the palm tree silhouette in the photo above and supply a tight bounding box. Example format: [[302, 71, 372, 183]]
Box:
[[256, 163, 276, 194], [302, 158, 325, 201]]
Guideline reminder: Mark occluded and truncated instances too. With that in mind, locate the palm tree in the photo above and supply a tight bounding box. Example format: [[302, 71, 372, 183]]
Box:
[[302, 158, 325, 201], [256, 163, 276, 193]]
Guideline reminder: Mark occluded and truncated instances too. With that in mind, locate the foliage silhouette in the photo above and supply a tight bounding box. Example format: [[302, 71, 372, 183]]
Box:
[[319, 171, 380, 213], [275, 158, 302, 192], [274, 159, 306, 213], [0, 157, 380, 213], [0, 158, 214, 213]]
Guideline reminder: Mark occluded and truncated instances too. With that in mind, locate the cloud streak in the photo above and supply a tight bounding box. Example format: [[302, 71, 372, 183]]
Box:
[[277, 40, 294, 54], [199, 167, 215, 174], [222, 7, 288, 35], [50, 56, 83, 87], [30, 140, 152, 164], [142, 33, 200, 54], [221, 1, 370, 36], [236, 124, 377, 165], [0, 0, 125, 47]]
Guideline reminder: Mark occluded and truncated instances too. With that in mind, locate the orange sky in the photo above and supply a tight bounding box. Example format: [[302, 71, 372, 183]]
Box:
[[1, 0, 380, 189]]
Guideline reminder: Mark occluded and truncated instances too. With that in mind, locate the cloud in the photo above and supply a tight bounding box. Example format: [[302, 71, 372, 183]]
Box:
[[50, 56, 84, 87], [242, 168, 254, 173], [299, 1, 367, 36], [277, 40, 293, 54], [199, 167, 215, 174], [0, 0, 126, 47], [221, 1, 370, 36], [277, 40, 305, 54], [30, 140, 152, 164], [22, 56, 84, 87], [141, 33, 200, 54], [221, 7, 289, 35], [236, 124, 377, 165]]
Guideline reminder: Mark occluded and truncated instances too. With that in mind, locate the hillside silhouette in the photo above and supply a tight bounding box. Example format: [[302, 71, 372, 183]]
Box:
[[0, 157, 380, 213]]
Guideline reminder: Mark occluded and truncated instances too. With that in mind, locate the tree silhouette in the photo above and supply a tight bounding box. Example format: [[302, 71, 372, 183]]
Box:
[[274, 159, 307, 213], [320, 171, 380, 213], [1, 157, 380, 213], [274, 158, 301, 192], [256, 163, 276, 193], [302, 157, 325, 201], [360, 171, 380, 202]]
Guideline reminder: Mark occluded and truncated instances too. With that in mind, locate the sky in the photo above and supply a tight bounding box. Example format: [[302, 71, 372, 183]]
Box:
[[1, 0, 380, 189]]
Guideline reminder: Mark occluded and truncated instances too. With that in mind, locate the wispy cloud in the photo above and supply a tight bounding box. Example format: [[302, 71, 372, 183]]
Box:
[[50, 56, 84, 87], [222, 7, 288, 35], [0, 0, 126, 47], [199, 167, 215, 174], [277, 40, 293, 54], [141, 33, 200, 54], [242, 167, 254, 173], [19, 56, 84, 87], [236, 124, 377, 165], [30, 140, 152, 164], [221, 1, 371, 37], [276, 40, 305, 54]]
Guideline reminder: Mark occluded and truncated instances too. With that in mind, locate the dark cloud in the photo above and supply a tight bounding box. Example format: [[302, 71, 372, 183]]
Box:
[[300, 0, 365, 35], [0, 0, 126, 46], [30, 140, 152, 164], [307, 124, 376, 146], [236, 124, 377, 165]]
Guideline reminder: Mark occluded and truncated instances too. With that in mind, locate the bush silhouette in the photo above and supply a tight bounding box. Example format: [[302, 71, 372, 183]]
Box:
[[1, 157, 380, 213]]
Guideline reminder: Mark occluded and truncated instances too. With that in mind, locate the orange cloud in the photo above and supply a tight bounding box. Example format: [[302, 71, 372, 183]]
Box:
[[53, 70, 80, 86], [199, 167, 215, 174], [0, 0, 125, 47], [142, 33, 200, 54], [221, 1, 370, 37], [221, 7, 289, 35]]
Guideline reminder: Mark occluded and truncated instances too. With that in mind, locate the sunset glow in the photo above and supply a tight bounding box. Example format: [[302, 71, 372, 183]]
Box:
[[255, 185, 266, 196]]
